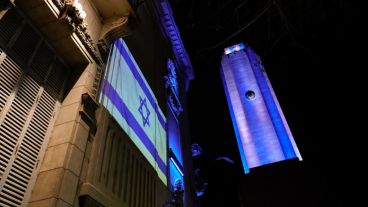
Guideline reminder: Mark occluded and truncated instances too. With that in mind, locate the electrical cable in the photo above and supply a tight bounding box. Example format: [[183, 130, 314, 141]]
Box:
[[198, 0, 274, 53]]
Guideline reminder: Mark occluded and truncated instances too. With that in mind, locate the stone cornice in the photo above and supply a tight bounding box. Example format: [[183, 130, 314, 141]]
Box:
[[158, 0, 194, 90], [52, 0, 102, 64], [99, 16, 129, 45]]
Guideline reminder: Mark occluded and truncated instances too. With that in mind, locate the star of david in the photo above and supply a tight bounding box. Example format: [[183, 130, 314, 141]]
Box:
[[138, 96, 150, 127]]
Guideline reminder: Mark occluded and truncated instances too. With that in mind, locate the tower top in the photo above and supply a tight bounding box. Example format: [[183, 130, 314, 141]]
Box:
[[224, 43, 246, 55]]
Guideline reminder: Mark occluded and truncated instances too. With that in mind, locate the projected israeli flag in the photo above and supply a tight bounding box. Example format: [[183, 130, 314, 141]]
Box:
[[100, 38, 167, 185]]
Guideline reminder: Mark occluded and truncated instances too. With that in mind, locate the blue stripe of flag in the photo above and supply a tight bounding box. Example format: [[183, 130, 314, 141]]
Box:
[[102, 80, 167, 175], [114, 40, 166, 130]]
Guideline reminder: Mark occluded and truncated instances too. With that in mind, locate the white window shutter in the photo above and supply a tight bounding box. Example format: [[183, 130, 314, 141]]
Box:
[[0, 53, 58, 207], [0, 7, 69, 206]]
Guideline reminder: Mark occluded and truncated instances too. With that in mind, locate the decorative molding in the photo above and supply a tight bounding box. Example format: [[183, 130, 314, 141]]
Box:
[[96, 39, 109, 61], [191, 143, 202, 157], [168, 94, 183, 117], [100, 16, 129, 45], [159, 0, 194, 90], [97, 16, 130, 61], [164, 59, 183, 117], [52, 0, 102, 64], [165, 178, 184, 207], [165, 59, 179, 95], [172, 179, 184, 207]]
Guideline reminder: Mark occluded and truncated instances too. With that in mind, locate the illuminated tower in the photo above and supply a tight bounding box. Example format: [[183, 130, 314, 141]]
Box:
[[220, 43, 302, 174]]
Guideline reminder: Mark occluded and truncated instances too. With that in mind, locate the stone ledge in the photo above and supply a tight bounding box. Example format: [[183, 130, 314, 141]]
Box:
[[79, 182, 128, 207]]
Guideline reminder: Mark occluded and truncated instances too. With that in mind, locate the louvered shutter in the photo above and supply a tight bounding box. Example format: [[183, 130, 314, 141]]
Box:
[[0, 7, 70, 206], [11, 24, 41, 63], [45, 59, 67, 97], [29, 42, 54, 83], [0, 9, 22, 44], [0, 50, 22, 117], [0, 50, 22, 178], [0, 53, 58, 207]]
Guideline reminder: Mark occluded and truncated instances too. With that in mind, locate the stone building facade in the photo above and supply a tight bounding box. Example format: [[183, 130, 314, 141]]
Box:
[[0, 0, 195, 206]]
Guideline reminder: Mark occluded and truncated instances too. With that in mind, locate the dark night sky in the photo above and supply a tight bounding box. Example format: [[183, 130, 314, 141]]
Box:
[[170, 0, 366, 206]]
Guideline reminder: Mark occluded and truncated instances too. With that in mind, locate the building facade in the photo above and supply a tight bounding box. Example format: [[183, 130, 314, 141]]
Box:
[[0, 0, 195, 206]]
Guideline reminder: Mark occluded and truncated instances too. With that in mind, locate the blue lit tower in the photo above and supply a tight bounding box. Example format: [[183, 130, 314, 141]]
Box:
[[220, 43, 302, 174]]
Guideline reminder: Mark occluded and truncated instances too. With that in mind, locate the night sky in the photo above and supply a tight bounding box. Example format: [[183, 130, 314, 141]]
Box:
[[170, 0, 366, 206]]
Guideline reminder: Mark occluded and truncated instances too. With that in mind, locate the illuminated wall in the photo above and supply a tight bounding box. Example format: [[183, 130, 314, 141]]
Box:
[[220, 43, 302, 173], [100, 38, 167, 184], [168, 111, 184, 189], [165, 59, 185, 190]]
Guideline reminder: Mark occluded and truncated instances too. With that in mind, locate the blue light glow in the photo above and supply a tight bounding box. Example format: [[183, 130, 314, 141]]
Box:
[[191, 143, 202, 157], [220, 67, 250, 173], [215, 156, 235, 164], [196, 191, 204, 197], [159, 0, 194, 89], [167, 103, 183, 165], [165, 61, 185, 189], [170, 157, 184, 177], [220, 43, 302, 173], [224, 43, 246, 55], [169, 153, 184, 192], [246, 48, 298, 159]]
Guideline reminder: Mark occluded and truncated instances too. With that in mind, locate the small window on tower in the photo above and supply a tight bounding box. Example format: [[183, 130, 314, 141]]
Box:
[[245, 90, 255, 100]]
